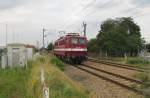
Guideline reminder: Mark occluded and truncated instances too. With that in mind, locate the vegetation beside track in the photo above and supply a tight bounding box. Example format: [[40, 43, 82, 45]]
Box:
[[27, 55, 89, 98], [134, 72, 150, 97], [110, 57, 150, 94], [109, 57, 150, 69], [126, 57, 150, 69], [0, 55, 88, 98], [135, 72, 150, 87], [50, 56, 66, 71], [0, 61, 33, 98], [89, 56, 150, 69]]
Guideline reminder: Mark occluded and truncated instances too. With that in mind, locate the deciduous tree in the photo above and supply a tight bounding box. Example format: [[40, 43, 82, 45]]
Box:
[[96, 17, 144, 56]]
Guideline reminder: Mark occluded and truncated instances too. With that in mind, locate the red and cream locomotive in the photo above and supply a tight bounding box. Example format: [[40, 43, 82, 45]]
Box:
[[54, 33, 87, 64]]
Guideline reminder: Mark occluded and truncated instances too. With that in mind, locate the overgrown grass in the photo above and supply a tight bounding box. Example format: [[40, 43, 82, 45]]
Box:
[[0, 55, 88, 98], [50, 56, 66, 71], [126, 57, 150, 69], [45, 64, 89, 98], [110, 57, 150, 69], [0, 68, 30, 98], [27, 61, 42, 98], [134, 72, 150, 89], [126, 57, 150, 65], [0, 60, 34, 98], [111, 57, 126, 63], [28, 56, 89, 98]]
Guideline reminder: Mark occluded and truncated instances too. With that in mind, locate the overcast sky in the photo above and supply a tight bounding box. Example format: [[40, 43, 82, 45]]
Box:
[[0, 0, 150, 47]]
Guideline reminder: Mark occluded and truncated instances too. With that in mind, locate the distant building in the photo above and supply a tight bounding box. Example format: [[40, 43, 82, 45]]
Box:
[[25, 44, 35, 60], [36, 41, 40, 49]]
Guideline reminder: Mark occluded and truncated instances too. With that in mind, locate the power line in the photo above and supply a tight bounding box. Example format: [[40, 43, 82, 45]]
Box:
[[60, 0, 150, 37], [61, 0, 96, 29], [58, 0, 86, 29]]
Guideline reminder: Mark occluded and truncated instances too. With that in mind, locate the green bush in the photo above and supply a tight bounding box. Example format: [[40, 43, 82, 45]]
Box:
[[126, 58, 150, 65], [50, 57, 66, 71]]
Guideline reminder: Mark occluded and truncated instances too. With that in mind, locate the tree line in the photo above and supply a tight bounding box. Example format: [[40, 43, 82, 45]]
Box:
[[146, 43, 150, 52], [88, 17, 146, 57]]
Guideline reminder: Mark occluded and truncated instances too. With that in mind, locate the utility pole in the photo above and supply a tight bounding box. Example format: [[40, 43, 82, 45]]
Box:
[[6, 24, 7, 46], [43, 28, 47, 48], [59, 31, 66, 37], [5, 24, 8, 67], [83, 21, 87, 37]]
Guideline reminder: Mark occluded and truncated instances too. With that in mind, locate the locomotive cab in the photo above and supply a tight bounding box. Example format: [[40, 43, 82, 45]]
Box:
[[54, 33, 87, 64], [67, 36, 87, 63]]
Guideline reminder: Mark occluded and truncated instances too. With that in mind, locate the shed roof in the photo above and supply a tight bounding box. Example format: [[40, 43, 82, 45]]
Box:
[[0, 46, 6, 49], [25, 44, 35, 48], [7, 43, 25, 47]]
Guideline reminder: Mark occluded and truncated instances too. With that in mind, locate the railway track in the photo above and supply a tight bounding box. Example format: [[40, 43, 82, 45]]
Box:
[[88, 57, 148, 72], [72, 64, 150, 97]]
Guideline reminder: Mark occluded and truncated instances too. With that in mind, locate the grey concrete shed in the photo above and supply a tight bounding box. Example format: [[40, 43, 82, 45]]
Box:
[[7, 43, 27, 68]]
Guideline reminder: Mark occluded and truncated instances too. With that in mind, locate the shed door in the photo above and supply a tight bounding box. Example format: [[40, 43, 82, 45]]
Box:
[[12, 48, 20, 67]]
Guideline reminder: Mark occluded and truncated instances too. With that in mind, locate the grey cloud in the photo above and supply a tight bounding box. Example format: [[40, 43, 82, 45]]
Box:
[[0, 0, 27, 10], [81, 0, 120, 18], [121, 0, 150, 18], [132, 0, 150, 7], [93, 0, 119, 10]]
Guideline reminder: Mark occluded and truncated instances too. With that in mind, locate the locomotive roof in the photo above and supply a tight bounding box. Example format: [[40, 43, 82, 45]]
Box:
[[55, 33, 86, 43]]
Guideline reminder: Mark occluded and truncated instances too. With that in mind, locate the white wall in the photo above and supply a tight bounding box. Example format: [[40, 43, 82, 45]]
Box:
[[2, 55, 7, 69], [27, 48, 33, 60], [7, 45, 27, 67]]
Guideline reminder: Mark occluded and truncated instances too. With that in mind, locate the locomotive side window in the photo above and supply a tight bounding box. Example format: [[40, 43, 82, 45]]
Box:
[[72, 38, 78, 44], [79, 38, 86, 44], [62, 40, 65, 44], [66, 39, 70, 44], [55, 42, 58, 46]]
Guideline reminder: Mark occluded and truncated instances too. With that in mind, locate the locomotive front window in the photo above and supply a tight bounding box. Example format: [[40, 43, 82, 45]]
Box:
[[72, 38, 78, 44], [79, 38, 86, 44]]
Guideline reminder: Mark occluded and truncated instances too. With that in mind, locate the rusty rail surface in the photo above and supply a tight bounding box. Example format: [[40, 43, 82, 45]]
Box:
[[72, 64, 150, 97], [88, 57, 148, 72]]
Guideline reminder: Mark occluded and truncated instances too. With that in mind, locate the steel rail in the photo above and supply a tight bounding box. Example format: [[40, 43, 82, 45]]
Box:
[[72, 65, 150, 97], [88, 58, 147, 72], [81, 63, 144, 84]]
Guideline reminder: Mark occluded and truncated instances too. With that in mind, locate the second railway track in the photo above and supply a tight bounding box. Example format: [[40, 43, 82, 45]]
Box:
[[88, 57, 148, 72], [71, 63, 150, 97]]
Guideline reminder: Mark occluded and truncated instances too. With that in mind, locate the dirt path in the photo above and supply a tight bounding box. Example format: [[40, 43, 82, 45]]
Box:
[[65, 66, 144, 98]]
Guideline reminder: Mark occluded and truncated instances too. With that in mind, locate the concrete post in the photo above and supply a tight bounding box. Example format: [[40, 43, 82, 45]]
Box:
[[2, 55, 7, 69]]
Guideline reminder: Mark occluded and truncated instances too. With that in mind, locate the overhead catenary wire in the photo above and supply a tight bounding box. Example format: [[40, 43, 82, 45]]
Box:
[[63, 0, 150, 31], [61, 0, 115, 35], [62, 0, 116, 29], [60, 0, 96, 30]]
